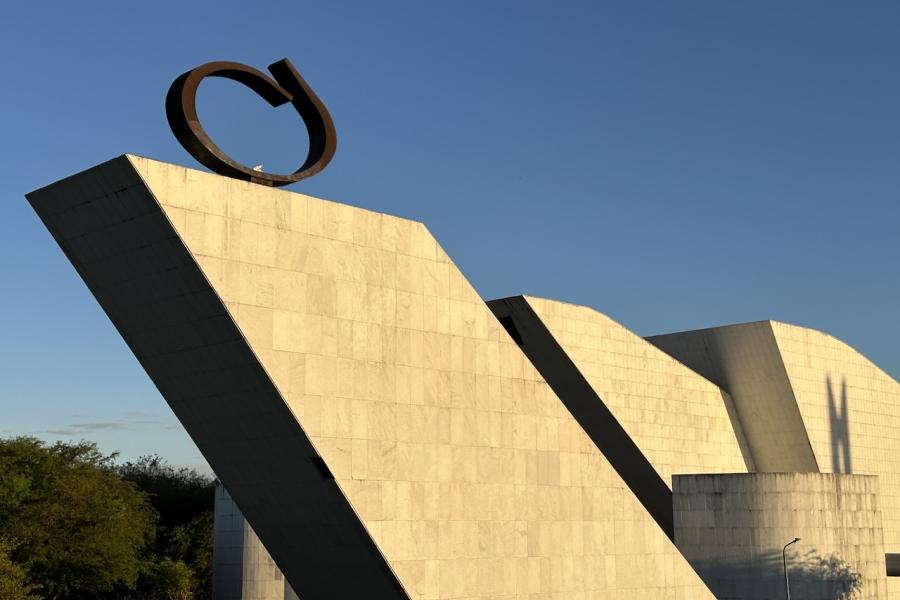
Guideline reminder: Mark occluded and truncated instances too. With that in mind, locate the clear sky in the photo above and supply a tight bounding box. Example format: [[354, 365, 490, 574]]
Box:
[[1, 1, 897, 472]]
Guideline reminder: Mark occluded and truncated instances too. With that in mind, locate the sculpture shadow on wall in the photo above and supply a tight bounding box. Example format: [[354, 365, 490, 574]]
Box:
[[693, 550, 863, 599], [828, 375, 852, 474]]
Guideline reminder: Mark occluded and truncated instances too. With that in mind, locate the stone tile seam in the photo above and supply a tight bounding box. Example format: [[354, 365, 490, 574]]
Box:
[[159, 203, 455, 264]]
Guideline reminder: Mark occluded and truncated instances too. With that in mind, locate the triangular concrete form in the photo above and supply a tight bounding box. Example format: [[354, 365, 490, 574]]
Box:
[[28, 155, 715, 599]]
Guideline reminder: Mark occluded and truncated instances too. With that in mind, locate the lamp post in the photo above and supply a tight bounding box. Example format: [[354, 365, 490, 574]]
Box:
[[782, 537, 801, 600]]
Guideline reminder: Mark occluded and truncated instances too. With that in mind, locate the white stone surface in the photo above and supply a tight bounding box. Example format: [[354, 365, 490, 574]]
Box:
[[649, 321, 900, 597], [647, 322, 818, 473], [770, 323, 900, 574], [523, 296, 753, 485], [34, 155, 899, 600], [28, 155, 716, 600]]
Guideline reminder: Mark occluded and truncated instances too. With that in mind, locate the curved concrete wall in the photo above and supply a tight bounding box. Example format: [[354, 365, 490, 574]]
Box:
[[518, 296, 753, 482], [770, 323, 900, 551], [674, 473, 887, 600], [647, 321, 819, 473]]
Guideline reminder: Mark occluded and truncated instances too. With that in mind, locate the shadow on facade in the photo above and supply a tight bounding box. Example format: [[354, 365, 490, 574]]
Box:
[[693, 550, 862, 599], [827, 375, 852, 473]]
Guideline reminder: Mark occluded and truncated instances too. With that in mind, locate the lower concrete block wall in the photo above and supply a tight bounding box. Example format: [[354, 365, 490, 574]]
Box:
[[213, 485, 299, 600], [674, 473, 887, 600]]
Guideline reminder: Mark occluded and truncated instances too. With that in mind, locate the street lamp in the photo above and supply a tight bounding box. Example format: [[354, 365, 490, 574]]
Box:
[[782, 537, 801, 600]]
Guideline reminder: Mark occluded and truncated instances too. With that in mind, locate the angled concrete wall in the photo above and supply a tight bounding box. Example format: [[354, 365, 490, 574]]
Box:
[[488, 296, 680, 537], [647, 321, 818, 473], [28, 155, 716, 600], [501, 296, 753, 484], [28, 157, 408, 599], [674, 473, 887, 600]]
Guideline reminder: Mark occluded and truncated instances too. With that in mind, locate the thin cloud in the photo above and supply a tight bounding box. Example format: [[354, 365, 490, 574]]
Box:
[[39, 412, 181, 436], [44, 421, 131, 435]]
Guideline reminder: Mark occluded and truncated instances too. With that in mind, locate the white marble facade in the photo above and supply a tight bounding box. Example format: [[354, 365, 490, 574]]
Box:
[[27, 156, 900, 599]]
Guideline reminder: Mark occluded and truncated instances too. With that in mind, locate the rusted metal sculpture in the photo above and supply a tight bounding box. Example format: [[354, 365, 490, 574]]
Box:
[[166, 58, 336, 186]]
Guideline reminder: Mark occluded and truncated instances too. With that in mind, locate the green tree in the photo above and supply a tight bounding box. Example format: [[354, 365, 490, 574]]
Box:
[[165, 511, 213, 598], [119, 455, 215, 599], [0, 437, 156, 599], [141, 558, 193, 600], [118, 456, 214, 529], [0, 538, 37, 600]]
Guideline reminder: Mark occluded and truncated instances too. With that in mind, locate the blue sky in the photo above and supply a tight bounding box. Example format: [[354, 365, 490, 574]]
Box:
[[1, 2, 897, 472]]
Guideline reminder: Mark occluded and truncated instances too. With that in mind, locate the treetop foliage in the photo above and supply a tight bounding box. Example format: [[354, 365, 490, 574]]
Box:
[[0, 437, 215, 600]]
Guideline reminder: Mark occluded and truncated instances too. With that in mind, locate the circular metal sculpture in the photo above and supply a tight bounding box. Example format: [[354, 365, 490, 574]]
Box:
[[166, 58, 336, 187]]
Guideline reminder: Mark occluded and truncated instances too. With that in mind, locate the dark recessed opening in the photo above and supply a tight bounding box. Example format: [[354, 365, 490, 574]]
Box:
[[886, 554, 900, 576], [310, 456, 334, 480], [498, 315, 524, 346]]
